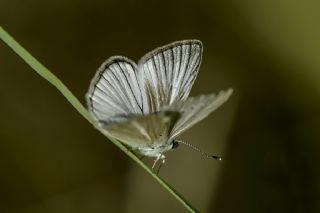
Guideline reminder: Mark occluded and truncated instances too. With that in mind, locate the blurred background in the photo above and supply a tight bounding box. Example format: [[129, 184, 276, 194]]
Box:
[[1, 0, 320, 212]]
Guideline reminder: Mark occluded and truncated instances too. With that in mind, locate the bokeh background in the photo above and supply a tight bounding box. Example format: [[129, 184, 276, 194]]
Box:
[[1, 0, 320, 212]]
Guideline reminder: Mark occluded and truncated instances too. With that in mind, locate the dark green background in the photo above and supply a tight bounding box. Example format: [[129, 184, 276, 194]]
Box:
[[1, 0, 320, 212]]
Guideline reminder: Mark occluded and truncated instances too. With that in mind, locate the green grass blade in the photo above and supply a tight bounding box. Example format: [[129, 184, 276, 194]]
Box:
[[0, 26, 198, 213]]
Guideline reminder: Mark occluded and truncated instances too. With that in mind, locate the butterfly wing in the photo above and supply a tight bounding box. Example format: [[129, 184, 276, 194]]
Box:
[[99, 111, 180, 149], [138, 40, 203, 113], [86, 56, 143, 122], [169, 89, 233, 139]]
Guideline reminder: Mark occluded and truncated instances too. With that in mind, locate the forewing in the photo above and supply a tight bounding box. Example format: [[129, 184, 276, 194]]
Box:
[[169, 89, 233, 139], [138, 40, 203, 113], [86, 56, 143, 122], [99, 111, 180, 149]]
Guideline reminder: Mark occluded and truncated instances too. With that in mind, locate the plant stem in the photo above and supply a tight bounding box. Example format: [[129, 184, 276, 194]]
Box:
[[0, 26, 198, 213]]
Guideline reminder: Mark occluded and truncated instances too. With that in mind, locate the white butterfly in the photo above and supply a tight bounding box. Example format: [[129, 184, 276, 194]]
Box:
[[86, 40, 233, 169]]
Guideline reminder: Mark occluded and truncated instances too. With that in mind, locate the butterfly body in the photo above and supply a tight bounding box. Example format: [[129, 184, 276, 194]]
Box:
[[86, 40, 233, 167]]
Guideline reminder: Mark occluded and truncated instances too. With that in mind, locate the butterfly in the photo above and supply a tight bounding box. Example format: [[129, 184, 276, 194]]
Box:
[[86, 40, 233, 170]]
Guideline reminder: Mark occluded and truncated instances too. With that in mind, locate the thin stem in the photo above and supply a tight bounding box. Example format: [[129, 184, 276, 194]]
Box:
[[0, 26, 198, 213]]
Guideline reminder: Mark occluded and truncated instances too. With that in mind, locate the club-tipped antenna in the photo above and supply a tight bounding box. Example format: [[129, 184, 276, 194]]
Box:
[[175, 140, 222, 161]]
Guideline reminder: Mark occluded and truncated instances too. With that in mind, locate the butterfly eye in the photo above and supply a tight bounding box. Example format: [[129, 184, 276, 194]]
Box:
[[171, 140, 179, 149]]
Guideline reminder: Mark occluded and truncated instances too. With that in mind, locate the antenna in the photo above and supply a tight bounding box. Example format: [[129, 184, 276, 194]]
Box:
[[174, 140, 222, 161]]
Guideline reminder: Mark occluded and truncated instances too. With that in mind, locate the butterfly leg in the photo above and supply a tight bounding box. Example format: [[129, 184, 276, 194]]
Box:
[[152, 154, 166, 174], [155, 155, 166, 174], [152, 154, 161, 169]]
